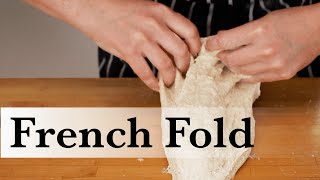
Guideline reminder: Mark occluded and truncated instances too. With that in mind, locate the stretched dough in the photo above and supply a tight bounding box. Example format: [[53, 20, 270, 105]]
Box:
[[159, 39, 261, 180]]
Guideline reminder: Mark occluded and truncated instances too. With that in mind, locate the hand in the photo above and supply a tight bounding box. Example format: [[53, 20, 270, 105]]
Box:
[[76, 0, 201, 91], [206, 4, 320, 83], [25, 0, 201, 91]]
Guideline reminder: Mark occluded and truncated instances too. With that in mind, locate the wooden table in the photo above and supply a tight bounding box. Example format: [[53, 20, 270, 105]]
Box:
[[0, 78, 319, 180]]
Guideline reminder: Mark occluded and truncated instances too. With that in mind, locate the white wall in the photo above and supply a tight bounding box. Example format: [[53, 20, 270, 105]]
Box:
[[0, 0, 98, 78]]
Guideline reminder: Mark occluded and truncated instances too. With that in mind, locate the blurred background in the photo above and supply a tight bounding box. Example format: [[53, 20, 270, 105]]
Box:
[[0, 0, 98, 77]]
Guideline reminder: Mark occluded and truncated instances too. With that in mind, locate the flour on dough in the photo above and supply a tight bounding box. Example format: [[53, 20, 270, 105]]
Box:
[[159, 39, 261, 180]]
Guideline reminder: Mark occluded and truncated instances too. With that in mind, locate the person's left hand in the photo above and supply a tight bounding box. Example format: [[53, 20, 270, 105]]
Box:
[[206, 4, 320, 83]]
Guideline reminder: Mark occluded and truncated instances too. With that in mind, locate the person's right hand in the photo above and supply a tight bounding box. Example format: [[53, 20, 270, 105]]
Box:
[[74, 0, 201, 91]]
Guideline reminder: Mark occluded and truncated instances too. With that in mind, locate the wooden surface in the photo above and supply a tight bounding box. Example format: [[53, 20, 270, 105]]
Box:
[[0, 78, 319, 180]]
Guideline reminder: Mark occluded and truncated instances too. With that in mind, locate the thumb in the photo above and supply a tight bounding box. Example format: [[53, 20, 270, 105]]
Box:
[[206, 20, 260, 51]]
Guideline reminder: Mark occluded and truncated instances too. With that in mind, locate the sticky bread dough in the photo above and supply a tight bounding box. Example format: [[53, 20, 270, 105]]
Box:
[[159, 39, 261, 180]]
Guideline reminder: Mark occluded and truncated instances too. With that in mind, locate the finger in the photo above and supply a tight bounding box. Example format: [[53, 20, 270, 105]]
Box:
[[143, 43, 176, 87], [127, 57, 159, 91], [206, 20, 261, 51], [241, 72, 281, 83], [218, 44, 266, 67], [235, 61, 271, 75], [155, 26, 191, 74], [165, 12, 201, 57]]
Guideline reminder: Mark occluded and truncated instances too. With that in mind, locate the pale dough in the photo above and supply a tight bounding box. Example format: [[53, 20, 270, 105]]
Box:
[[159, 39, 261, 180]]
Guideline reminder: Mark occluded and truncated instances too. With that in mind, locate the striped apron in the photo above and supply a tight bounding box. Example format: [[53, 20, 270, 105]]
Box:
[[98, 0, 320, 78]]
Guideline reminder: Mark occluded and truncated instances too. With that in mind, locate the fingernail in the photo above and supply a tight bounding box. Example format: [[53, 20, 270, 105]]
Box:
[[147, 79, 160, 92], [152, 85, 160, 92], [217, 51, 229, 62], [217, 51, 224, 59], [205, 37, 219, 51]]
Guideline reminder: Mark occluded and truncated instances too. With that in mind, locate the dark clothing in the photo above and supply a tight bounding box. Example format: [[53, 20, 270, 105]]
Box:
[[98, 0, 320, 78]]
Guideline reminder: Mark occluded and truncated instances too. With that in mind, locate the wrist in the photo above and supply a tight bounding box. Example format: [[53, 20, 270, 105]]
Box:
[[302, 3, 320, 55], [67, 1, 117, 39], [310, 3, 320, 55], [25, 0, 78, 23]]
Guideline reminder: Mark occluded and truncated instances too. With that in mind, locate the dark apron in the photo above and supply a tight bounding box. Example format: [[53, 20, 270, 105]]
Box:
[[98, 0, 320, 78]]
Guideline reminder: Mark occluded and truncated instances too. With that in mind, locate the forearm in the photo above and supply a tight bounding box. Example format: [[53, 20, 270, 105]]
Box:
[[23, 0, 140, 38], [313, 3, 320, 55], [305, 3, 320, 55], [24, 0, 80, 27], [285, 3, 320, 56]]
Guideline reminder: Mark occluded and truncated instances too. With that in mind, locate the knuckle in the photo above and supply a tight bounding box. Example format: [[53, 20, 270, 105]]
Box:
[[187, 25, 199, 38], [223, 55, 235, 67], [255, 23, 269, 36], [255, 26, 265, 36], [177, 43, 189, 58], [125, 49, 138, 59], [131, 31, 148, 44], [215, 31, 227, 49], [279, 70, 294, 80], [139, 73, 150, 82], [131, 34, 151, 53], [153, 2, 170, 13], [124, 56, 133, 64], [145, 18, 162, 30], [159, 59, 173, 71], [272, 60, 285, 70], [135, 67, 153, 83], [151, 3, 171, 17], [262, 47, 275, 56]]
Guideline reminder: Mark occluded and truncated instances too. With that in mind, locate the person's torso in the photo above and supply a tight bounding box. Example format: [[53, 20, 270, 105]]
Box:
[[98, 0, 320, 77]]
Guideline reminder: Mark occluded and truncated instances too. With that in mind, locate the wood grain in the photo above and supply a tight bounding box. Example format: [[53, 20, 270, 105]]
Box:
[[0, 78, 319, 180]]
